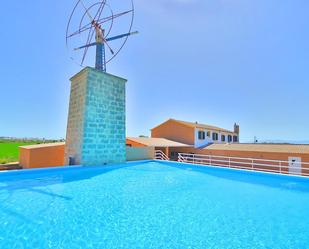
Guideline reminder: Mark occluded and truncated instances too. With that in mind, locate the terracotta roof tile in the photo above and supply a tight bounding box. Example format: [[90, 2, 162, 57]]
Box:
[[19, 142, 65, 149], [205, 143, 309, 154], [170, 119, 235, 134], [127, 137, 189, 147]]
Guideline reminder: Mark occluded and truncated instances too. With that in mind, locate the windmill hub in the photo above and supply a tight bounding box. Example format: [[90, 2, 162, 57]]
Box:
[[95, 27, 104, 44]]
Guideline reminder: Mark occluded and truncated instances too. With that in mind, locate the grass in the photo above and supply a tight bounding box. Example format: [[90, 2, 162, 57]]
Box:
[[0, 141, 40, 164]]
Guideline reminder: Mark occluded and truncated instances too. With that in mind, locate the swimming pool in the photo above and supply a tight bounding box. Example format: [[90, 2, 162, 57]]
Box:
[[0, 160, 308, 248]]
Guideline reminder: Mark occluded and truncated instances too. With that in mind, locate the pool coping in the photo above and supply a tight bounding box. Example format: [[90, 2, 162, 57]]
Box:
[[0, 160, 154, 178], [154, 160, 309, 182], [0, 159, 308, 183]]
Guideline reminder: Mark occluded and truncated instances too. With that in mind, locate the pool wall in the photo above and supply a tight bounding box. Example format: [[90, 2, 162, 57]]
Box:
[[2, 159, 309, 185], [18, 144, 154, 169], [158, 159, 309, 182], [0, 160, 154, 178]]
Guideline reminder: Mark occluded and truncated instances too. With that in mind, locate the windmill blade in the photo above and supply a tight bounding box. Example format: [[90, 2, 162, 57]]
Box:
[[66, 0, 137, 72], [80, 0, 94, 22], [93, 0, 106, 21], [74, 42, 97, 51], [69, 1, 106, 39], [69, 10, 133, 38], [97, 10, 133, 25], [103, 39, 115, 55], [81, 27, 96, 66], [106, 31, 138, 42]]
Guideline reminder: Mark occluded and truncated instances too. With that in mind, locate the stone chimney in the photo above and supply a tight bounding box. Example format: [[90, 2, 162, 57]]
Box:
[[234, 123, 240, 134]]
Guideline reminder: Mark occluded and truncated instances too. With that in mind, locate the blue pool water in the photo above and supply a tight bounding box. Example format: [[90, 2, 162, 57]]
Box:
[[0, 161, 309, 249]]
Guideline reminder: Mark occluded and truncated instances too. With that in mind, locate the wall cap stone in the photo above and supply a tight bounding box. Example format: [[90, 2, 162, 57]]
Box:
[[70, 67, 128, 83]]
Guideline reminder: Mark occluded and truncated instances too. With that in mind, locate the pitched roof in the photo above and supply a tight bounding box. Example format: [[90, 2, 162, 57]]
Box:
[[152, 119, 235, 134], [19, 142, 65, 149], [205, 143, 309, 154], [127, 137, 190, 147]]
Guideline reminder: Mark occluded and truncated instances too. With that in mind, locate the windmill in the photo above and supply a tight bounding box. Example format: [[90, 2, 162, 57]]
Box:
[[66, 0, 138, 72]]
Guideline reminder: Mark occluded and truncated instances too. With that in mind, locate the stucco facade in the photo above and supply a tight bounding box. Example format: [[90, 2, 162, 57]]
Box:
[[151, 119, 239, 148], [19, 143, 65, 169], [151, 119, 195, 145]]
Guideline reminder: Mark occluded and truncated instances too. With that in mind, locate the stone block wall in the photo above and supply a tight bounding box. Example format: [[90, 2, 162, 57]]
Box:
[[65, 67, 127, 165], [65, 70, 87, 165]]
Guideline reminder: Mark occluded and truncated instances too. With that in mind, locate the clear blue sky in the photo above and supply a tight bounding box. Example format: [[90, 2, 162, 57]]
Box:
[[0, 0, 308, 142]]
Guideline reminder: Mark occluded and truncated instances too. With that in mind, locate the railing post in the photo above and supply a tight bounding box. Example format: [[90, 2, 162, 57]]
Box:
[[279, 161, 282, 174], [229, 158, 231, 168], [193, 154, 195, 164], [252, 159, 254, 170]]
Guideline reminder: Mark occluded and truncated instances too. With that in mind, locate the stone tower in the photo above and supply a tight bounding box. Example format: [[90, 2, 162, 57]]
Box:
[[65, 67, 127, 166]]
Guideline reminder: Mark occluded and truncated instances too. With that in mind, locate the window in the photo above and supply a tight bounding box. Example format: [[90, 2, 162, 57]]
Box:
[[198, 131, 206, 140], [212, 133, 218, 141], [171, 152, 179, 157], [228, 135, 232, 142], [221, 135, 226, 142], [207, 131, 211, 137], [233, 136, 238, 142]]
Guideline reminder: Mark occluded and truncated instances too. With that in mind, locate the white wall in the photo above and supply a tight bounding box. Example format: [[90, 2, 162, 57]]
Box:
[[194, 128, 213, 148], [194, 129, 236, 148]]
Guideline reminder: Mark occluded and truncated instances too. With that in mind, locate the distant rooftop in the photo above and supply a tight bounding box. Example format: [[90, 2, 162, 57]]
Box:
[[152, 119, 235, 134], [19, 142, 65, 150], [127, 137, 190, 148], [205, 143, 309, 154]]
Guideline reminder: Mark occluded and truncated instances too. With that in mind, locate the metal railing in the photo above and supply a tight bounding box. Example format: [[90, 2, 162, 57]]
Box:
[[155, 150, 170, 161], [178, 153, 309, 177]]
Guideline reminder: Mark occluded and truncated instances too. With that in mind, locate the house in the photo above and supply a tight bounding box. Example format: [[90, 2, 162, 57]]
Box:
[[126, 137, 190, 158], [151, 119, 240, 148], [126, 120, 309, 175]]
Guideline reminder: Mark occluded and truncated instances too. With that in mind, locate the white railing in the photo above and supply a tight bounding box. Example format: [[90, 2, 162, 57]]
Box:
[[155, 150, 170, 161], [178, 153, 309, 177]]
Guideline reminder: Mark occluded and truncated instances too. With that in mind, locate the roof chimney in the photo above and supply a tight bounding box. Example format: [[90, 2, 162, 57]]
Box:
[[234, 123, 240, 134]]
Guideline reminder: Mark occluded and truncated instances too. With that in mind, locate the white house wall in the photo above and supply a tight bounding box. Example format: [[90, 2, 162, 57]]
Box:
[[194, 128, 213, 148], [194, 128, 237, 148]]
